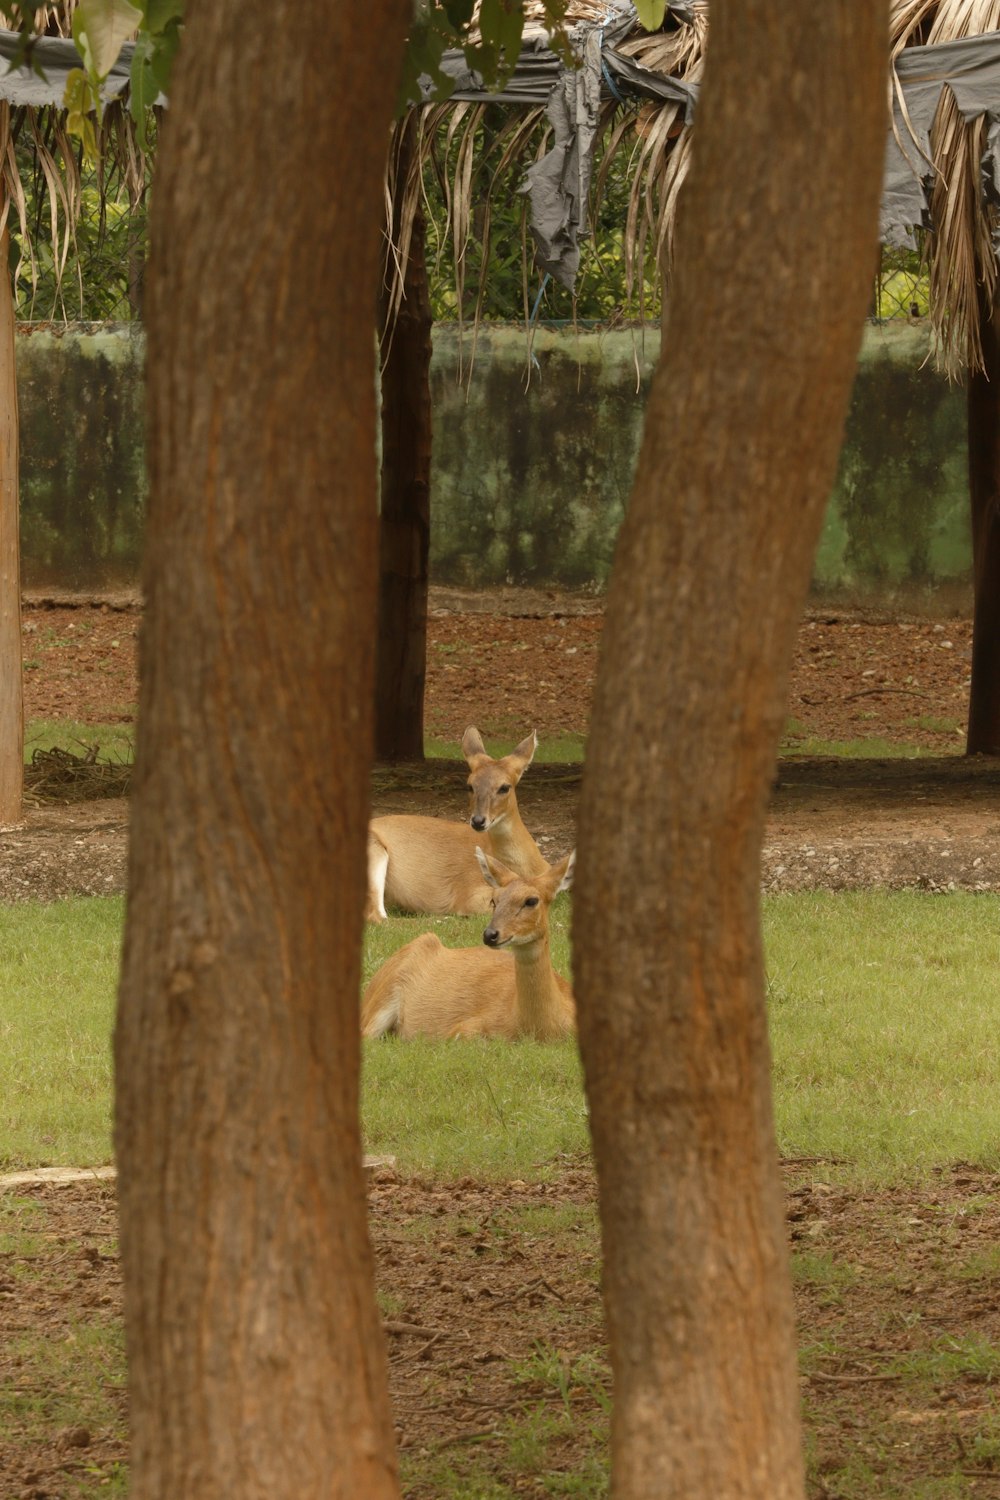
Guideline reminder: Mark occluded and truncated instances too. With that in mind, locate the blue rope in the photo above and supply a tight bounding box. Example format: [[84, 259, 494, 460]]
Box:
[[530, 272, 551, 324], [599, 18, 627, 106], [601, 55, 626, 105]]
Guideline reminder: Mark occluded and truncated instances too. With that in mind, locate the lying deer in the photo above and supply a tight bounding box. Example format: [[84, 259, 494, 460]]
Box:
[[365, 727, 548, 922], [361, 848, 575, 1040]]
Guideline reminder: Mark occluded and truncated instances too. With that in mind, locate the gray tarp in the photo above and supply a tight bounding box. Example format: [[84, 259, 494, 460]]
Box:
[[423, 3, 698, 289], [424, 7, 1000, 290], [8, 15, 1000, 288], [883, 29, 1000, 250], [0, 30, 134, 108]]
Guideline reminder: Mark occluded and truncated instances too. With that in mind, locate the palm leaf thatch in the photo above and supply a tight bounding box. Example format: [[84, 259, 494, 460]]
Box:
[[384, 2, 707, 342], [888, 0, 1000, 375], [0, 8, 150, 316], [386, 0, 1000, 378]]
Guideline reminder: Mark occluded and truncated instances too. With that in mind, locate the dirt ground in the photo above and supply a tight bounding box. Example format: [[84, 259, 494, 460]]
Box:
[[4, 590, 1000, 1497], [7, 1165, 1000, 1498], [4, 590, 998, 902]]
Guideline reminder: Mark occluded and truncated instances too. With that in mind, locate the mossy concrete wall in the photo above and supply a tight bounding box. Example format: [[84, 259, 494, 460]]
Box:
[[17, 321, 972, 608], [18, 324, 145, 590], [430, 321, 971, 607]]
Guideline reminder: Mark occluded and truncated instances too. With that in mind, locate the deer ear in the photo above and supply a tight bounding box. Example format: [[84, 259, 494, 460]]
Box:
[[462, 726, 487, 764], [476, 846, 516, 888], [502, 729, 538, 782], [553, 849, 576, 895]]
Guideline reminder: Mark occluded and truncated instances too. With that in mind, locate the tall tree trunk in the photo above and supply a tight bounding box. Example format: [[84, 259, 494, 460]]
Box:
[[966, 281, 1000, 754], [0, 204, 22, 827], [114, 5, 408, 1498], [375, 117, 432, 762], [573, 5, 888, 1498]]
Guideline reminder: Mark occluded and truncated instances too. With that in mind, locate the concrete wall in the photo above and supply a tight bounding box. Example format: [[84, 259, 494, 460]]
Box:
[[18, 324, 145, 591], [16, 320, 972, 608]]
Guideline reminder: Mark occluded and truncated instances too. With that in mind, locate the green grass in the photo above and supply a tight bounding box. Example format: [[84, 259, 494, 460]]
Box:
[[361, 893, 586, 1176], [904, 714, 964, 736], [767, 891, 1000, 1179], [0, 898, 122, 1168], [5, 890, 1000, 1184], [780, 728, 933, 759], [24, 719, 134, 764]]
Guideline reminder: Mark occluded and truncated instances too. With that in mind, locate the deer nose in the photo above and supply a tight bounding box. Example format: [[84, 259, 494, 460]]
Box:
[[471, 813, 487, 831], [483, 927, 499, 947]]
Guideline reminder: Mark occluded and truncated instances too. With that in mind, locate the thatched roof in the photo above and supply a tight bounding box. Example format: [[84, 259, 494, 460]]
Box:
[[388, 0, 1000, 376]]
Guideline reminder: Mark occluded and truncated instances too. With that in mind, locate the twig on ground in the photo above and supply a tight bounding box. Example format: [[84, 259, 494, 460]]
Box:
[[842, 687, 930, 703]]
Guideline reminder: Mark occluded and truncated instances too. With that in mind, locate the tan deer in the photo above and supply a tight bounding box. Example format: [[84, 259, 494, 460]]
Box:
[[361, 848, 575, 1040], [365, 727, 548, 922]]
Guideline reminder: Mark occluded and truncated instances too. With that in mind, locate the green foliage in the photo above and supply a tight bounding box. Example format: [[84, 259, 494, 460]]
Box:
[[424, 111, 661, 322], [876, 247, 930, 321], [63, 0, 180, 156], [11, 157, 149, 319], [127, 0, 181, 144], [399, 0, 573, 113], [634, 0, 667, 29]]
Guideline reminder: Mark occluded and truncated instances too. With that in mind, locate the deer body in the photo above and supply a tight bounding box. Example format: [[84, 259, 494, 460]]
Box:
[[366, 728, 547, 921], [361, 850, 575, 1041]]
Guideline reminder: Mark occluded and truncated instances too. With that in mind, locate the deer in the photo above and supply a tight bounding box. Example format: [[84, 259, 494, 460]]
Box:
[[362, 847, 575, 1040], [365, 727, 549, 922]]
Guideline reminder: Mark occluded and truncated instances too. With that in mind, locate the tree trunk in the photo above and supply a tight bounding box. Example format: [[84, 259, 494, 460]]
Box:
[[375, 116, 432, 762], [114, 6, 408, 1498], [572, 6, 888, 1498], [966, 281, 1000, 754], [0, 204, 22, 827]]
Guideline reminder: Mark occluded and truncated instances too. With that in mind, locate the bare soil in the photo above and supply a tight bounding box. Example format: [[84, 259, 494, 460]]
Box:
[[5, 591, 1000, 1497], [7, 1165, 1000, 1498], [5, 591, 998, 902]]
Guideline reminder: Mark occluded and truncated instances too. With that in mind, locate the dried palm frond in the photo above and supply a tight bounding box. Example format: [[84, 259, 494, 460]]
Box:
[[388, 0, 1000, 379], [0, 8, 151, 316], [386, 1, 707, 340], [0, 96, 150, 317], [887, 0, 1000, 375]]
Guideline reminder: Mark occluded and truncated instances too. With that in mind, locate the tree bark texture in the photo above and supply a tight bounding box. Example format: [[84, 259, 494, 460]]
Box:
[[0, 199, 22, 827], [573, 6, 888, 1498], [114, 6, 409, 1498], [966, 280, 1000, 754], [375, 116, 432, 762]]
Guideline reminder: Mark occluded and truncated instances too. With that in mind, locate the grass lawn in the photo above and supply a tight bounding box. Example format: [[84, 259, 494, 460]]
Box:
[[24, 720, 135, 764], [3, 889, 1000, 1180]]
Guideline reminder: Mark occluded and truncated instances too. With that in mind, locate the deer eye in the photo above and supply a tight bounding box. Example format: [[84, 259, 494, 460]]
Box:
[[497, 783, 511, 795], [523, 896, 539, 908], [467, 782, 474, 791]]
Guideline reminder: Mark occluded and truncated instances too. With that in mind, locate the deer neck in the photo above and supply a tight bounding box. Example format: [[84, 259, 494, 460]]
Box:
[[513, 935, 564, 1039], [488, 798, 547, 876]]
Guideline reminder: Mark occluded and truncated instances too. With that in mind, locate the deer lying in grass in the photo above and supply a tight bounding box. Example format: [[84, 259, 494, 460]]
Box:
[[361, 848, 575, 1040], [365, 727, 548, 922]]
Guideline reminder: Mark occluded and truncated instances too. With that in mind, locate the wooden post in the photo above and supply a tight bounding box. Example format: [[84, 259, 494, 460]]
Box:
[[0, 127, 22, 825], [374, 115, 432, 763], [966, 280, 1000, 755]]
